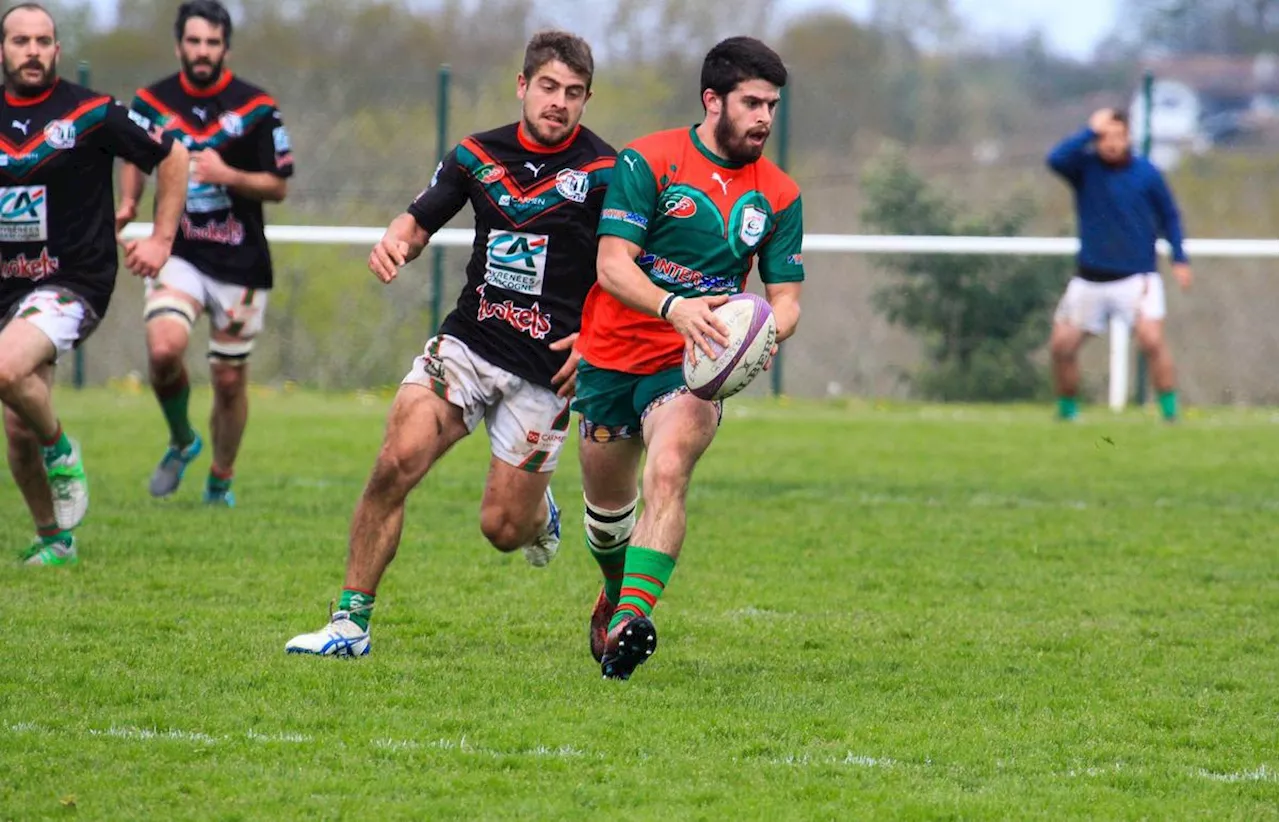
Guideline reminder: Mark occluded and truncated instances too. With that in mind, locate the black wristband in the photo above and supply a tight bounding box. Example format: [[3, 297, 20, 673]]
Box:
[[659, 293, 679, 320]]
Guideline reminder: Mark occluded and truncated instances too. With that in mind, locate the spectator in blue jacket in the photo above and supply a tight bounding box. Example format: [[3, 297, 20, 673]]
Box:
[[1046, 107, 1192, 422]]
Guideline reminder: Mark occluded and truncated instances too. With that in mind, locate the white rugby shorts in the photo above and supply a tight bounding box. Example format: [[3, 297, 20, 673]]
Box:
[[144, 255, 269, 363], [402, 334, 571, 472], [1054, 272, 1166, 335], [1, 287, 99, 360]]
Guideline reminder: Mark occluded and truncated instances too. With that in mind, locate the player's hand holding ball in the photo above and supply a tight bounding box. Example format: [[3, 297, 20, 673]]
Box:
[[663, 293, 731, 360]]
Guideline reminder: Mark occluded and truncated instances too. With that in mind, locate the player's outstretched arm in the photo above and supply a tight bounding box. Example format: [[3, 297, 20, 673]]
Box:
[[124, 140, 189, 278], [368, 213, 429, 284]]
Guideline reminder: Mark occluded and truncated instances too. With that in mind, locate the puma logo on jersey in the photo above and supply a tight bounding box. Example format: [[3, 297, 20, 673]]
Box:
[[524, 161, 545, 177], [711, 172, 733, 195], [11, 119, 29, 136], [191, 106, 208, 122], [622, 155, 638, 171]]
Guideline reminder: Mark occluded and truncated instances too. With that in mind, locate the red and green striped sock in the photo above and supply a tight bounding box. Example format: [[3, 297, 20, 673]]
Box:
[[37, 522, 72, 546], [207, 464, 233, 493], [609, 546, 676, 631]]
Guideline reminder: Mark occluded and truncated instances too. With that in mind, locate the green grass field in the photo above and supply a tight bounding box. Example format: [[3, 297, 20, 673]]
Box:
[[1, 389, 1275, 820]]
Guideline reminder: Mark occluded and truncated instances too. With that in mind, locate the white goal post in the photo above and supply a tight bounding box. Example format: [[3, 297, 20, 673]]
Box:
[[119, 224, 1279, 410]]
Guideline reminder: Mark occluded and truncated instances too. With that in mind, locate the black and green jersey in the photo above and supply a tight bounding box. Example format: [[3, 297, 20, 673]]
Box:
[[408, 122, 615, 389], [0, 80, 175, 319], [129, 71, 294, 290]]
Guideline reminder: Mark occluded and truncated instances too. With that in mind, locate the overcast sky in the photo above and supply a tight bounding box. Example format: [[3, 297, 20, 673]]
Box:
[[82, 0, 1120, 60], [786, 0, 1119, 58]]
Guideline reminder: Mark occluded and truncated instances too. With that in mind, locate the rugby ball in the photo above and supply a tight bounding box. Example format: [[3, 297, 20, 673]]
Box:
[[683, 292, 777, 401]]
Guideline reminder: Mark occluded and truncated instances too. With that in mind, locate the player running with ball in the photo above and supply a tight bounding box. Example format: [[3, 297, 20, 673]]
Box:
[[573, 37, 805, 680]]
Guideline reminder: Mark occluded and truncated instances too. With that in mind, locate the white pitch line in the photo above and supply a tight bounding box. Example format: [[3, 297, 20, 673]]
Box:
[[765, 752, 897, 768], [4, 722, 591, 761], [1191, 766, 1276, 783]]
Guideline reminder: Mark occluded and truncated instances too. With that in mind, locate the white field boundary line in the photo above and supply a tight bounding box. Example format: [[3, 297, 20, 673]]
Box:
[[117, 223, 1280, 259], [2, 721, 595, 761], [4, 722, 1275, 784]]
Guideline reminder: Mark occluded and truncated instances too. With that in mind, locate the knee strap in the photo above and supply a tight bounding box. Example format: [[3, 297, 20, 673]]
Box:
[[584, 496, 637, 549]]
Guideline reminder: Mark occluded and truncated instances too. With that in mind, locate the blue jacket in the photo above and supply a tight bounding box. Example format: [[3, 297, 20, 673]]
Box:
[[1047, 127, 1188, 274]]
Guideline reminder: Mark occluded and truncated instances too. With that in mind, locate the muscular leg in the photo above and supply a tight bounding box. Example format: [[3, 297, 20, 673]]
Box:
[[146, 292, 201, 447], [285, 383, 471, 656], [579, 433, 644, 588], [4, 363, 56, 529], [208, 359, 249, 478], [629, 395, 719, 561], [1050, 321, 1089, 419], [342, 384, 469, 597], [1135, 317, 1178, 420], [599, 394, 719, 678], [477, 459, 553, 552], [0, 319, 60, 441], [0, 317, 86, 539], [145, 291, 206, 499]]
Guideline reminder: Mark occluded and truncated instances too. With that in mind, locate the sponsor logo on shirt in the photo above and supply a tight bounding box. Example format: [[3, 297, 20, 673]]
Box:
[[0, 185, 48, 242], [602, 208, 647, 229], [0, 248, 59, 281], [475, 284, 552, 340], [484, 230, 548, 295]]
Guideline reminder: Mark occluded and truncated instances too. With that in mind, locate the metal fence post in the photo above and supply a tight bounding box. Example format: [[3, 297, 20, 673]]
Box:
[[770, 85, 791, 398], [1135, 69, 1154, 406], [430, 65, 451, 334], [73, 60, 90, 389]]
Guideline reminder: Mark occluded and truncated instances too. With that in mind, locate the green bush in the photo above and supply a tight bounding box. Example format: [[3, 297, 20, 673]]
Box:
[[861, 146, 1070, 401]]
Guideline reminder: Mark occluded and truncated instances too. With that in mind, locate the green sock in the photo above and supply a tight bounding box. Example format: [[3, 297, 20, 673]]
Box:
[[339, 588, 375, 631], [1057, 396, 1079, 420], [591, 542, 628, 604], [156, 370, 195, 447], [37, 522, 72, 546], [40, 425, 72, 466], [1158, 390, 1178, 421], [609, 546, 676, 631]]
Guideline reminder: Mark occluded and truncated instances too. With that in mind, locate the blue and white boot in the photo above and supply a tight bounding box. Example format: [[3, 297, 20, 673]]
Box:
[[522, 486, 561, 568]]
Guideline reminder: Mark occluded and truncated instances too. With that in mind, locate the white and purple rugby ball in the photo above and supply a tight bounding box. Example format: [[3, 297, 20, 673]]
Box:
[[683, 292, 777, 402]]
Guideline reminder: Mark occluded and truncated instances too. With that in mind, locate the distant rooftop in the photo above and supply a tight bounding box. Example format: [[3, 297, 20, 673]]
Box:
[[1140, 53, 1279, 96]]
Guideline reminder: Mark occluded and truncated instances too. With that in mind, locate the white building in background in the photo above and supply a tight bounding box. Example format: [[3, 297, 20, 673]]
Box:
[[1129, 53, 1279, 169]]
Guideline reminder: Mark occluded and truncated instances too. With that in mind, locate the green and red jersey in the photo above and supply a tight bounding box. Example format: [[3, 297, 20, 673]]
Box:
[[577, 125, 805, 375]]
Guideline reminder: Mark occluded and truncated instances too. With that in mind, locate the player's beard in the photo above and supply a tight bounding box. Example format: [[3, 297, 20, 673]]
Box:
[[181, 55, 224, 89], [3, 56, 57, 97], [522, 108, 574, 147], [714, 110, 768, 164]]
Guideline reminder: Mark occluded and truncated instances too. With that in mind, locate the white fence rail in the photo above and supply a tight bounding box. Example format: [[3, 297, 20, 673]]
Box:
[[120, 224, 1279, 409]]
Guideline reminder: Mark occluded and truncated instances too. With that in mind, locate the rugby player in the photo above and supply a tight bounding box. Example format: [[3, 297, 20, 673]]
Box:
[[0, 2, 187, 565], [117, 0, 294, 506], [1047, 107, 1192, 422], [574, 36, 805, 679], [285, 30, 615, 657]]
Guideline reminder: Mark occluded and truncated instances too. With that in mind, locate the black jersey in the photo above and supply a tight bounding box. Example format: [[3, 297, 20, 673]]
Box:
[[129, 71, 293, 290], [0, 80, 175, 319], [408, 123, 615, 389]]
